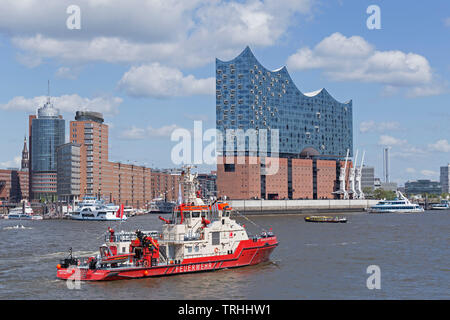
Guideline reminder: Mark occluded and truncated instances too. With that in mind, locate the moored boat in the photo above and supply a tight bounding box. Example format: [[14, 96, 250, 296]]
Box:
[[5, 203, 43, 220], [304, 216, 347, 223], [430, 200, 449, 210], [56, 166, 278, 281]]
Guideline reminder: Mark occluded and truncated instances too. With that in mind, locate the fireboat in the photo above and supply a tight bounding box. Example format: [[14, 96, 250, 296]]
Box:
[[56, 166, 278, 281]]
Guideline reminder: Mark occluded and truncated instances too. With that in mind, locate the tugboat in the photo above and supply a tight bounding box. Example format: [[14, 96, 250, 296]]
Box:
[[56, 166, 278, 281]]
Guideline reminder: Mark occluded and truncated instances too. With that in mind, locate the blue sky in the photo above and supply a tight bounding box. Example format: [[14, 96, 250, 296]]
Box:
[[0, 0, 449, 185]]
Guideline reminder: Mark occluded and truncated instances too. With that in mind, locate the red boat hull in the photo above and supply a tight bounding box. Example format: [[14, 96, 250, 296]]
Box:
[[57, 237, 278, 281]]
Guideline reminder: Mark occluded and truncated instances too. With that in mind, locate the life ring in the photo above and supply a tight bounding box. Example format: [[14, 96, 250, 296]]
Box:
[[214, 248, 219, 254], [143, 260, 149, 267]]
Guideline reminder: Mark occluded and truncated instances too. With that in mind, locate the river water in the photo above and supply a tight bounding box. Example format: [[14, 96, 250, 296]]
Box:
[[0, 211, 448, 300]]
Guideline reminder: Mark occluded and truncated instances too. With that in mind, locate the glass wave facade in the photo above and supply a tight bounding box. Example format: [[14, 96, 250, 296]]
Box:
[[31, 102, 65, 173], [216, 47, 353, 158]]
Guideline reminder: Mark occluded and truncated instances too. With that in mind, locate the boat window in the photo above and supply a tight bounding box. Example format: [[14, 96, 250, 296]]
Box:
[[183, 212, 190, 220], [192, 212, 200, 218], [211, 232, 220, 245]]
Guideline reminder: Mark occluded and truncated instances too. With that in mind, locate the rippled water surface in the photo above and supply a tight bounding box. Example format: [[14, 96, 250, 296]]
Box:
[[0, 211, 448, 299]]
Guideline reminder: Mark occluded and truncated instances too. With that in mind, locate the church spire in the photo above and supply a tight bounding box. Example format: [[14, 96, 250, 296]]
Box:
[[21, 136, 29, 172]]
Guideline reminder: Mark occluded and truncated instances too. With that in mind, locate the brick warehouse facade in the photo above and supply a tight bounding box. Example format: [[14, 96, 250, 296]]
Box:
[[0, 169, 29, 203], [217, 156, 352, 200], [69, 111, 153, 208]]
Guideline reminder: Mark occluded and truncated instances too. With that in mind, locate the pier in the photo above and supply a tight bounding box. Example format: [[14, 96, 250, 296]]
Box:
[[228, 199, 380, 215]]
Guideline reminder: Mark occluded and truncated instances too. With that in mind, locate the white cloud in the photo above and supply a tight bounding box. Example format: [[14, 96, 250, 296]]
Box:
[[55, 66, 80, 80], [378, 135, 407, 146], [4, 0, 314, 68], [118, 63, 214, 98], [428, 139, 450, 152], [421, 169, 438, 177], [287, 32, 444, 97], [359, 121, 400, 133], [120, 124, 180, 140], [405, 168, 416, 174], [0, 94, 123, 114], [0, 156, 21, 169]]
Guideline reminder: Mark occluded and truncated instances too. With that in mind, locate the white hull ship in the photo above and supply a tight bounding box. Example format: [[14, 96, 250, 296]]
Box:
[[56, 166, 278, 281], [431, 200, 449, 210], [5, 203, 42, 220], [70, 197, 127, 221], [367, 191, 424, 213]]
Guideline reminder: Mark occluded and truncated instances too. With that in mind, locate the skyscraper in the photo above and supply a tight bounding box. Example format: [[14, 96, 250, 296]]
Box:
[[30, 97, 65, 200], [440, 164, 450, 194]]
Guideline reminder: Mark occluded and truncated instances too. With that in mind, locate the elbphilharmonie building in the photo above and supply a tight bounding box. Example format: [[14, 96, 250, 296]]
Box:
[[216, 47, 354, 200], [216, 46, 352, 158]]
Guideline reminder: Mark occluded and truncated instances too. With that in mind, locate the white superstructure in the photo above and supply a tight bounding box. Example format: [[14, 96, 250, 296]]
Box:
[[367, 191, 424, 213]]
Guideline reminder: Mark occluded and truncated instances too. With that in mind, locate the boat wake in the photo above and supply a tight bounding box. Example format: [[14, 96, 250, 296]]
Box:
[[3, 225, 33, 230]]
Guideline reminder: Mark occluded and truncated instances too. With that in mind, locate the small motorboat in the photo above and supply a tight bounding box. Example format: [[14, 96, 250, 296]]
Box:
[[304, 216, 347, 223]]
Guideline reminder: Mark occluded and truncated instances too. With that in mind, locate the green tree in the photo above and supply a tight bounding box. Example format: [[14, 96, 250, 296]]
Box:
[[373, 189, 396, 200]]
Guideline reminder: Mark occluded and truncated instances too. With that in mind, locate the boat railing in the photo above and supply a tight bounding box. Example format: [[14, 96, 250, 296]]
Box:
[[105, 230, 160, 242]]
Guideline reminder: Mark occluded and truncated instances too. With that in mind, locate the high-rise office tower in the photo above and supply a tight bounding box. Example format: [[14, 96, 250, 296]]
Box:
[[440, 164, 450, 194], [30, 97, 65, 200], [70, 111, 152, 207]]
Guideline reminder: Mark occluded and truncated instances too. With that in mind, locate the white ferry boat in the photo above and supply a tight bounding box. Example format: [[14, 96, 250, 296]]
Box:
[[70, 197, 127, 221], [5, 204, 43, 220], [367, 191, 424, 213], [70, 205, 127, 221], [431, 200, 449, 210]]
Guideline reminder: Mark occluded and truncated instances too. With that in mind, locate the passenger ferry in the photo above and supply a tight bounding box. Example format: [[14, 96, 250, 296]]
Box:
[[70, 197, 127, 221], [431, 200, 449, 210], [5, 203, 43, 220], [56, 166, 278, 281], [70, 205, 127, 221], [367, 191, 424, 213]]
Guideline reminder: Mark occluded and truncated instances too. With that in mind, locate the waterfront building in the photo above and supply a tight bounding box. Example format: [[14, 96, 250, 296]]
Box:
[[405, 179, 441, 196], [56, 143, 81, 203], [151, 169, 181, 202], [216, 47, 353, 200], [70, 111, 152, 208], [440, 164, 450, 194], [197, 172, 217, 199], [379, 182, 398, 192], [0, 169, 29, 203], [29, 98, 65, 200], [361, 166, 375, 190]]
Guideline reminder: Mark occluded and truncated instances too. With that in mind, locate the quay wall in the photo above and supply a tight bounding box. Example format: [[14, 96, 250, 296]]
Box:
[[228, 199, 380, 215]]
